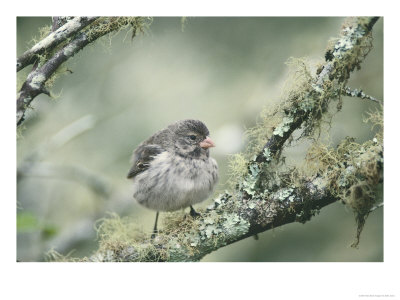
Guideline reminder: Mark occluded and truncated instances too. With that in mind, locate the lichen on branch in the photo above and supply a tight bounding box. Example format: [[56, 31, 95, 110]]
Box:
[[17, 17, 99, 72]]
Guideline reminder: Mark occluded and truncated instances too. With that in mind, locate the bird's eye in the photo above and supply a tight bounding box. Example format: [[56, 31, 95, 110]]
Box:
[[189, 135, 196, 141]]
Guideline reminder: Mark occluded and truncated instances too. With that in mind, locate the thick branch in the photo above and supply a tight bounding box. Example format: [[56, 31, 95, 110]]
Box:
[[89, 141, 382, 262], [254, 17, 379, 165], [17, 30, 99, 126], [17, 17, 98, 71]]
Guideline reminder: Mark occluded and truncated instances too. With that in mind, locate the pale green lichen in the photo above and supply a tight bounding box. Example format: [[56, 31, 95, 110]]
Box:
[[204, 225, 220, 239], [203, 216, 215, 225], [63, 43, 77, 56], [29, 74, 45, 89], [222, 213, 250, 237], [300, 95, 315, 112], [241, 174, 258, 196], [333, 25, 365, 59], [249, 163, 260, 177], [263, 148, 272, 161], [248, 201, 257, 209], [273, 116, 293, 137], [160, 206, 250, 261], [326, 18, 374, 84], [273, 187, 295, 202], [311, 83, 323, 94]]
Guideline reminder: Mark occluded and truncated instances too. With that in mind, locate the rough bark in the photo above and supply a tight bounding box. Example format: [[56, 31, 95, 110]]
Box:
[[17, 17, 98, 72]]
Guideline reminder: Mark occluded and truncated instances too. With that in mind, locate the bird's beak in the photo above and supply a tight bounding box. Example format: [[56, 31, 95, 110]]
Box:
[[200, 136, 215, 149]]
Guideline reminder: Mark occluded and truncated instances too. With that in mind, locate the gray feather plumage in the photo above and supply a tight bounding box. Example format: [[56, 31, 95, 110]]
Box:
[[127, 120, 218, 212]]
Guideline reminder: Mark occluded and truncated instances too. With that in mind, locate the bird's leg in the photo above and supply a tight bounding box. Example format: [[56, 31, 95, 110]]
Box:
[[189, 205, 201, 218], [151, 211, 159, 239]]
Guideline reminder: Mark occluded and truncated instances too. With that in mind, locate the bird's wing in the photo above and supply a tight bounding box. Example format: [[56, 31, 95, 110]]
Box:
[[127, 144, 164, 179]]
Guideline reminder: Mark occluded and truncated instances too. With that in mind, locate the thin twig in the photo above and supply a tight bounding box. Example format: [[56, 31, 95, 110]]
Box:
[[369, 202, 383, 213], [343, 86, 381, 103]]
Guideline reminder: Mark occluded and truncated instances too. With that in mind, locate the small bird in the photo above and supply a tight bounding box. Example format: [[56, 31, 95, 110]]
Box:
[[127, 119, 219, 237]]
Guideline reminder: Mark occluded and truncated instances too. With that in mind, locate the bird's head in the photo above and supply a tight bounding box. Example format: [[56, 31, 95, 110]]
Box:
[[169, 119, 215, 159]]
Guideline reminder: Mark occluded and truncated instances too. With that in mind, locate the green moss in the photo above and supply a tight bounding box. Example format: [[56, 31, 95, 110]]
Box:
[[227, 153, 248, 188], [304, 107, 383, 246], [28, 24, 52, 47], [46, 248, 86, 262], [86, 17, 152, 44], [89, 212, 167, 261]]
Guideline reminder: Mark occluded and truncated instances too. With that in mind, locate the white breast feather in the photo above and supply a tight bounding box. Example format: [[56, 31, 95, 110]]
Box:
[[131, 151, 218, 211]]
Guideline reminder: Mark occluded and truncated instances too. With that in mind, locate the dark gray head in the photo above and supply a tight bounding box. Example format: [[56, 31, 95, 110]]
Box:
[[168, 119, 215, 159]]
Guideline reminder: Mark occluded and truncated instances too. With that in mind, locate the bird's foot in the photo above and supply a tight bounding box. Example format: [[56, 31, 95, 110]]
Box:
[[151, 230, 158, 240], [189, 205, 201, 218]]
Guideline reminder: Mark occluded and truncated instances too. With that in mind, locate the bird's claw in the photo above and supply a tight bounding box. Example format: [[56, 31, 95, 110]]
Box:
[[189, 205, 201, 218]]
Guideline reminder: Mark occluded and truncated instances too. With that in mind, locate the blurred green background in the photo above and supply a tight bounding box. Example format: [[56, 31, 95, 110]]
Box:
[[17, 17, 383, 262]]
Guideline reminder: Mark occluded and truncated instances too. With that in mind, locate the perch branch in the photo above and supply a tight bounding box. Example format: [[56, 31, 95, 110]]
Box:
[[89, 140, 382, 262]]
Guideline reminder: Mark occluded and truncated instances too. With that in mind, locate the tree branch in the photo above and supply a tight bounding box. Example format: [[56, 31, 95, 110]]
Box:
[[254, 17, 379, 166], [70, 17, 382, 262], [16, 17, 149, 127], [342, 86, 381, 103], [17, 17, 99, 72], [89, 140, 382, 262]]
